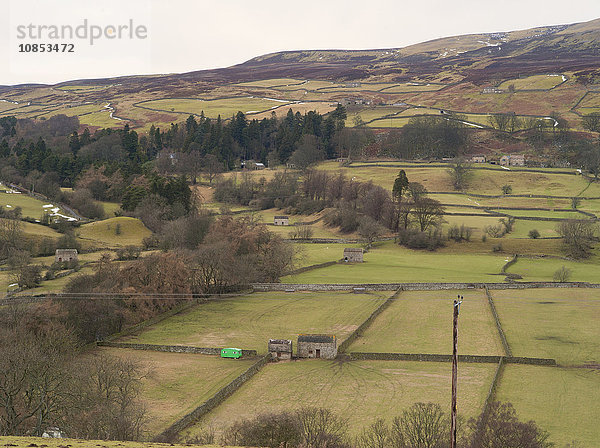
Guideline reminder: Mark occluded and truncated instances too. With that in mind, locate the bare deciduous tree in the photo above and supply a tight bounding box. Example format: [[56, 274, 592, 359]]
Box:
[[556, 219, 598, 259]]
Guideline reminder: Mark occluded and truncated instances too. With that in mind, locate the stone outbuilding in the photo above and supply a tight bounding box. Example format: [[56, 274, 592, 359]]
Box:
[[343, 248, 363, 263], [274, 215, 290, 226], [268, 339, 293, 360], [297, 334, 337, 359], [509, 154, 525, 166], [470, 155, 486, 163], [55, 249, 78, 263]]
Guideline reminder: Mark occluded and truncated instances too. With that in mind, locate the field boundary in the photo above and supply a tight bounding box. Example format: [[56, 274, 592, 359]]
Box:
[[286, 261, 338, 276], [484, 287, 512, 356], [338, 288, 401, 353], [346, 352, 556, 366], [473, 357, 506, 442], [155, 354, 271, 442], [252, 282, 600, 292], [97, 341, 257, 357]]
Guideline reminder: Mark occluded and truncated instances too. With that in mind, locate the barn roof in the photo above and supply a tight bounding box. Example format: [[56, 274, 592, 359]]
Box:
[[298, 334, 335, 343], [274, 215, 289, 219], [343, 248, 363, 253], [269, 339, 292, 345]]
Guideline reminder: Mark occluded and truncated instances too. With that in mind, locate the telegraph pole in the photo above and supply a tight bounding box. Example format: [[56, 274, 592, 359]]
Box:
[[450, 295, 463, 448]]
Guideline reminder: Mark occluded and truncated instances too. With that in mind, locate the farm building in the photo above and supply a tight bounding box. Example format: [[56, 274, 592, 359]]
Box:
[[55, 249, 78, 263], [500, 155, 510, 166], [268, 339, 293, 360], [470, 155, 486, 163], [274, 215, 290, 226], [343, 248, 363, 263], [297, 334, 337, 359], [509, 154, 525, 166]]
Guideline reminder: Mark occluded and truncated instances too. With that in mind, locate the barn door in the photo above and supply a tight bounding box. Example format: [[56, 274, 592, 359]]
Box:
[[315, 349, 321, 358]]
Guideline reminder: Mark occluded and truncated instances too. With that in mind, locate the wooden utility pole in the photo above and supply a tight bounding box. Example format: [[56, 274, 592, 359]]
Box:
[[450, 295, 463, 448]]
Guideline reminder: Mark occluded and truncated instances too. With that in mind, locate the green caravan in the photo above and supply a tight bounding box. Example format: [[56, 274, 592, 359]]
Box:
[[221, 348, 243, 359]]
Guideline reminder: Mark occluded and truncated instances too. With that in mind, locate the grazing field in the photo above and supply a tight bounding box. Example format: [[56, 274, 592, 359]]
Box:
[[123, 291, 388, 353], [504, 256, 600, 282], [283, 242, 506, 283], [97, 347, 256, 436], [234, 78, 305, 88], [273, 80, 336, 91], [498, 74, 565, 91], [78, 110, 125, 128], [294, 243, 362, 267], [35, 103, 105, 119], [77, 217, 152, 247], [0, 436, 217, 448], [99, 200, 122, 217], [0, 191, 73, 220], [184, 360, 496, 438], [347, 289, 504, 355], [509, 219, 560, 238], [135, 97, 292, 118], [496, 365, 600, 447], [346, 107, 407, 126], [492, 289, 600, 365], [378, 83, 446, 93]]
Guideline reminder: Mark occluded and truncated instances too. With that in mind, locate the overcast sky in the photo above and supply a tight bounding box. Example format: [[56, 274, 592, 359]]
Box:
[[2, 0, 599, 85]]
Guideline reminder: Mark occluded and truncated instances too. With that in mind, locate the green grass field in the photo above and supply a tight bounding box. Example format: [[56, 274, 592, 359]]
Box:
[[283, 242, 506, 284], [184, 360, 496, 438], [498, 74, 565, 91], [294, 243, 362, 267], [491, 289, 600, 364], [347, 289, 504, 355], [0, 437, 218, 448], [78, 217, 152, 247], [136, 97, 292, 118], [504, 256, 600, 282], [97, 347, 256, 436], [496, 365, 600, 446], [123, 291, 388, 353], [0, 191, 73, 220]]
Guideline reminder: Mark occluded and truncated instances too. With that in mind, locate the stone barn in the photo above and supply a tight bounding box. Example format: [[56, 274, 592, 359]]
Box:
[[55, 249, 78, 263], [274, 215, 290, 226], [343, 248, 363, 263], [268, 339, 293, 360], [297, 334, 337, 359]]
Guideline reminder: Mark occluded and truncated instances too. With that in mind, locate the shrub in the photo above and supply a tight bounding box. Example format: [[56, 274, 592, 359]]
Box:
[[502, 184, 513, 195], [448, 224, 472, 242], [485, 224, 506, 238], [398, 227, 445, 251], [492, 243, 503, 252], [553, 265, 572, 282], [289, 225, 314, 240], [528, 229, 540, 239], [116, 246, 141, 261]]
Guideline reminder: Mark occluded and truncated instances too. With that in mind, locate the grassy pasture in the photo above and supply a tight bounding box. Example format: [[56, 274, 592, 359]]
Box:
[[273, 80, 336, 91], [578, 91, 600, 108], [509, 219, 559, 238], [36, 103, 105, 119], [283, 241, 507, 284], [123, 291, 388, 353], [0, 192, 72, 220], [496, 365, 600, 447], [492, 288, 600, 364], [491, 209, 584, 219], [99, 201, 122, 217], [294, 243, 362, 267], [56, 84, 112, 92], [346, 107, 407, 126], [234, 78, 305, 88], [504, 256, 600, 283], [136, 97, 292, 119], [498, 74, 565, 91], [78, 110, 125, 128], [96, 347, 256, 436], [347, 289, 503, 355], [378, 83, 446, 93], [184, 360, 496, 438], [78, 217, 152, 247]]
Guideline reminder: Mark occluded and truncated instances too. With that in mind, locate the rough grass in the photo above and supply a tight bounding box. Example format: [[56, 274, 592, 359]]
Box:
[[496, 365, 600, 447], [0, 436, 221, 448], [234, 78, 305, 88], [492, 288, 600, 364], [136, 97, 292, 118], [96, 347, 256, 436], [123, 291, 388, 353], [78, 217, 152, 247], [78, 110, 125, 128], [498, 74, 565, 91], [347, 289, 504, 356], [283, 242, 506, 284], [294, 243, 362, 268], [184, 360, 496, 438]]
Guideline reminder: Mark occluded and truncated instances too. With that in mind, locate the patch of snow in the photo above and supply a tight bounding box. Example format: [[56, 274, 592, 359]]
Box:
[[562, 75, 567, 82], [501, 166, 511, 171], [42, 204, 54, 208], [261, 97, 290, 103], [6, 205, 12, 208], [8, 283, 18, 288], [245, 111, 259, 114]]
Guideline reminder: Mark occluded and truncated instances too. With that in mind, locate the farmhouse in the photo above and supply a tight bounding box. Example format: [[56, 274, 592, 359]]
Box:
[[509, 154, 525, 166], [55, 249, 78, 263], [470, 154, 486, 163], [274, 215, 290, 226], [500, 155, 511, 166], [268, 339, 293, 360], [343, 247, 363, 263], [297, 334, 337, 359]]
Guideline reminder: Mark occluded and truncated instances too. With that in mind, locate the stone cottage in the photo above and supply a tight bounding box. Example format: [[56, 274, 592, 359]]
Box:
[[55, 249, 78, 263], [343, 248, 363, 263], [297, 334, 337, 359], [268, 339, 293, 360], [274, 215, 290, 226]]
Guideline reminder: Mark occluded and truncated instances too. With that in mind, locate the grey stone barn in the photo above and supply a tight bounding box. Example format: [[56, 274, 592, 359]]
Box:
[[343, 248, 363, 263], [274, 215, 290, 226], [268, 339, 293, 360], [55, 249, 78, 263], [297, 334, 337, 359]]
